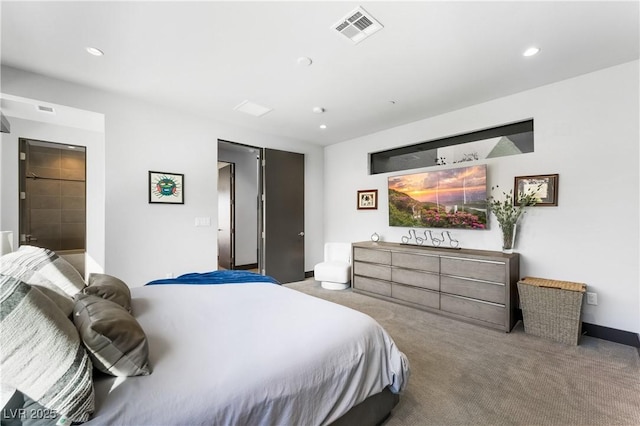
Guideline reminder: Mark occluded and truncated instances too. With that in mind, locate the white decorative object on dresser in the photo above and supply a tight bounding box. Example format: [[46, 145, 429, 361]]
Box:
[[352, 241, 520, 332]]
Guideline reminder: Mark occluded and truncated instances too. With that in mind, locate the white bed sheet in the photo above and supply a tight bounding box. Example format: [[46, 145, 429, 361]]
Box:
[[86, 283, 409, 426]]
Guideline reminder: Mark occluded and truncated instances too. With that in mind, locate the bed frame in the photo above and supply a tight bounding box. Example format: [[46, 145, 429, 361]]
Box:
[[331, 386, 399, 426]]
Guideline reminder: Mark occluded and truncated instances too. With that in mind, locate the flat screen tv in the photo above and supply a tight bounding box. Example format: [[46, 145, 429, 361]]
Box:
[[388, 164, 487, 229]]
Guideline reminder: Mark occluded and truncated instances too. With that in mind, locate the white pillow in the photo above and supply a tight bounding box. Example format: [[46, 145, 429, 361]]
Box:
[[1, 245, 85, 297], [0, 275, 94, 422]]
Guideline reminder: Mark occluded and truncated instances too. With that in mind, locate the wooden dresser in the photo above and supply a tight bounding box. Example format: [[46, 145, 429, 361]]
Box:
[[351, 241, 520, 332]]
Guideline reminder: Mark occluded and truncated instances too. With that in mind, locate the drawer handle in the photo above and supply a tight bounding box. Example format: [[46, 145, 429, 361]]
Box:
[[441, 256, 505, 265], [444, 293, 505, 307], [442, 274, 505, 286]]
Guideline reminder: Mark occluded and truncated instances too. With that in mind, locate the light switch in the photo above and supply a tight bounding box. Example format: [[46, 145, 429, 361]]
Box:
[[195, 217, 211, 227]]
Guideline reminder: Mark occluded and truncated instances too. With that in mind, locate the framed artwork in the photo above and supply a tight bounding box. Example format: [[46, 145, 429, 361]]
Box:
[[388, 164, 487, 229], [149, 171, 184, 204], [514, 174, 558, 206], [357, 189, 378, 210]]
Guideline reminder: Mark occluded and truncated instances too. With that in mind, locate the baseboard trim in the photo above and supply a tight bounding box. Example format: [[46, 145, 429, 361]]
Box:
[[235, 263, 258, 270], [582, 323, 640, 348]]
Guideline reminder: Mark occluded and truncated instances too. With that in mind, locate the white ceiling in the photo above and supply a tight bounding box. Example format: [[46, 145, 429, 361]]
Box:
[[1, 1, 638, 146]]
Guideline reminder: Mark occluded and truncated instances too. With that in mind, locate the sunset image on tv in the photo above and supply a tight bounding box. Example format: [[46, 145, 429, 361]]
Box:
[[388, 164, 488, 229]]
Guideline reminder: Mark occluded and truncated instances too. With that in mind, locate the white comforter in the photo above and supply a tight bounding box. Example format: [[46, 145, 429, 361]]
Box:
[[87, 283, 409, 425]]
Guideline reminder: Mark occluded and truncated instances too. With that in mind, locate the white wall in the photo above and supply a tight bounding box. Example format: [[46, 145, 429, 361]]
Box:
[[219, 145, 259, 267], [1, 66, 324, 286], [0, 116, 105, 277], [324, 61, 639, 333]]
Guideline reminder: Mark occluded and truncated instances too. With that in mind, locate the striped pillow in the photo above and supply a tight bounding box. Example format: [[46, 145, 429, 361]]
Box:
[[1, 245, 86, 297], [0, 275, 94, 422], [0, 261, 74, 316]]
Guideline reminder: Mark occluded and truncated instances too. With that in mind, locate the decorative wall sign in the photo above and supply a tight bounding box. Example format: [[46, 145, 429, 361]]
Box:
[[149, 171, 184, 204], [401, 229, 460, 249], [357, 189, 378, 210], [514, 174, 558, 206]]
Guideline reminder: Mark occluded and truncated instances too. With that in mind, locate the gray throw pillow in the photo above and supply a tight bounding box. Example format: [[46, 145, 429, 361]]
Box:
[[83, 273, 132, 313], [0, 275, 94, 423], [73, 293, 151, 377]]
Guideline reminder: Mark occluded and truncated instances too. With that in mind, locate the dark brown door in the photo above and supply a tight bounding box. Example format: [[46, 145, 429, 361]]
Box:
[[262, 148, 304, 283], [217, 162, 235, 270]]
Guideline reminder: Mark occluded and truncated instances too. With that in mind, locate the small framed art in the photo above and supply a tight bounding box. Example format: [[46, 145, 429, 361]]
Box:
[[514, 174, 558, 206], [149, 171, 184, 204], [357, 189, 378, 210]]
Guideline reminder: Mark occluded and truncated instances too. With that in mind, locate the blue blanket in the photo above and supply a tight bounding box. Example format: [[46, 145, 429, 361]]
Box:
[[146, 270, 280, 286]]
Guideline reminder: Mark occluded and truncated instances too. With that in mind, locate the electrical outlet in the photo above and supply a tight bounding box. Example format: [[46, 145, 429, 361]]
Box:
[[586, 292, 598, 305]]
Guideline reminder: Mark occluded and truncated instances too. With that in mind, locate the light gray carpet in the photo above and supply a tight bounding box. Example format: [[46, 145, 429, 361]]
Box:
[[285, 279, 640, 426]]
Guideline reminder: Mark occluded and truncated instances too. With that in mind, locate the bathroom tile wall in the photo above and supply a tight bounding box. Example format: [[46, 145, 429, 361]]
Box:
[[26, 145, 85, 251]]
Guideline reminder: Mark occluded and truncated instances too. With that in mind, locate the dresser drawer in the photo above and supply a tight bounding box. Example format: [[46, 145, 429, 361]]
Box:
[[392, 268, 439, 291], [354, 247, 391, 265], [392, 284, 439, 309], [353, 276, 391, 297], [441, 275, 504, 304], [392, 251, 439, 272], [440, 294, 505, 326], [440, 256, 506, 283], [353, 261, 391, 281]]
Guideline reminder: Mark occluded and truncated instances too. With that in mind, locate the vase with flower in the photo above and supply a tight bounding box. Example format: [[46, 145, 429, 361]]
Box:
[[487, 184, 540, 253]]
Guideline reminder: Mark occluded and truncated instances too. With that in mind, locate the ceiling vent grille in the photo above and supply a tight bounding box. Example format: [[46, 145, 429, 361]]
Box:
[[332, 7, 383, 44], [233, 100, 272, 117]]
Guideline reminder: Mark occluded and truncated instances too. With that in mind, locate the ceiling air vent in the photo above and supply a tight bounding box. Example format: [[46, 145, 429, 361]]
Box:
[[233, 100, 272, 117], [332, 7, 383, 44]]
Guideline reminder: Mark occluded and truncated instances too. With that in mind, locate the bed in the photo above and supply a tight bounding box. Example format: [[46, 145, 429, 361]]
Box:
[[1, 250, 410, 426], [87, 283, 409, 425]]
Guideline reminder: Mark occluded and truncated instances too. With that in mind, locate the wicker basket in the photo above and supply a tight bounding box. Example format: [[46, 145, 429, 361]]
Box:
[[517, 277, 587, 345]]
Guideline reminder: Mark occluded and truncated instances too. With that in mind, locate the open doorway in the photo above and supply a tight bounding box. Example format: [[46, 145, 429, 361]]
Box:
[[218, 140, 260, 271], [217, 141, 306, 283], [18, 138, 86, 275]]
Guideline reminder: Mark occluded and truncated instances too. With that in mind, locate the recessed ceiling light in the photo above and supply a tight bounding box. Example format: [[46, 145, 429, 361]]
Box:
[[523, 47, 540, 57], [319, 124, 327, 129], [86, 47, 104, 56]]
